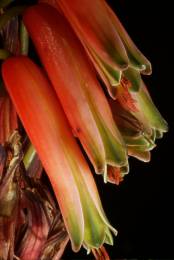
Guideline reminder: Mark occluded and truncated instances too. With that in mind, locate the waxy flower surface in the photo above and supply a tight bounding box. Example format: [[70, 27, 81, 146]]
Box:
[[0, 0, 167, 259], [2, 56, 117, 253]]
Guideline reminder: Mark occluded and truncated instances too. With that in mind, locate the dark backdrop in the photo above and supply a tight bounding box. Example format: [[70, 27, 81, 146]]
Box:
[[63, 1, 173, 259]]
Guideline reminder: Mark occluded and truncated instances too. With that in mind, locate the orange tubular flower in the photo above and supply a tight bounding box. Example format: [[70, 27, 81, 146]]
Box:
[[56, 0, 128, 98], [56, 0, 152, 96], [109, 81, 168, 162], [2, 56, 116, 252], [23, 3, 128, 179]]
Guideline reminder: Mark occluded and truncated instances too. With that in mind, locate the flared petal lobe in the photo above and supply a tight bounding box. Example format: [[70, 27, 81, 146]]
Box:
[[56, 0, 152, 97], [23, 4, 128, 176], [2, 56, 116, 252], [56, 0, 129, 97], [58, 0, 129, 71], [132, 82, 168, 134], [104, 1, 152, 74], [109, 81, 168, 162]]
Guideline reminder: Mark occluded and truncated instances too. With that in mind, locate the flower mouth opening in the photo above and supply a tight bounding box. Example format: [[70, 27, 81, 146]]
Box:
[[0, 0, 168, 258]]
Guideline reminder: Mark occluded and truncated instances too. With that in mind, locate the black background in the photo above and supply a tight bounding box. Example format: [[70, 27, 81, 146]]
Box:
[[63, 0, 173, 259]]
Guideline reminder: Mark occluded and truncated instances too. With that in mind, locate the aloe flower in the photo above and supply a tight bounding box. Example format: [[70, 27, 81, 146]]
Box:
[[109, 80, 168, 162], [56, 0, 152, 98], [131, 82, 168, 137], [2, 56, 116, 252], [0, 0, 168, 258], [23, 3, 128, 178]]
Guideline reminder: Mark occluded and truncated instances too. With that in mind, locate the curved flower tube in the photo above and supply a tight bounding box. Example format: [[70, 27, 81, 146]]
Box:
[[56, 0, 151, 97], [103, 1, 152, 75], [131, 82, 168, 137], [2, 56, 117, 252], [23, 3, 128, 179], [109, 81, 168, 162]]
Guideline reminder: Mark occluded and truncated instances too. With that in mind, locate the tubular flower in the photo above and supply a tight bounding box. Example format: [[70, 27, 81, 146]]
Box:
[[2, 56, 117, 252], [56, 0, 151, 98], [23, 3, 128, 178], [0, 0, 168, 258], [109, 81, 168, 162], [131, 82, 168, 138]]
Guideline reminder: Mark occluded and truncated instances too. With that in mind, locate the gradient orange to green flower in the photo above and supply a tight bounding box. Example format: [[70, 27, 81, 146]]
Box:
[[0, 0, 168, 258], [2, 56, 116, 252], [23, 3, 128, 180], [56, 0, 152, 98]]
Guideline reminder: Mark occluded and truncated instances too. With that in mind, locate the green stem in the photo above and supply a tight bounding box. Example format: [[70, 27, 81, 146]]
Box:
[[0, 5, 27, 30], [0, 49, 11, 59], [20, 21, 29, 55], [23, 144, 36, 171], [0, 0, 13, 9]]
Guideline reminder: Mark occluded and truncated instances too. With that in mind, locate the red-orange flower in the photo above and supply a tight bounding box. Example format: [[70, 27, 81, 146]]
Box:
[[23, 3, 128, 179], [2, 56, 116, 252]]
